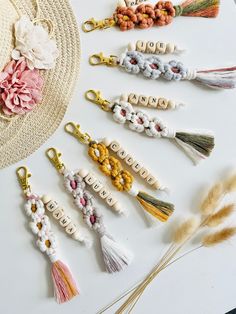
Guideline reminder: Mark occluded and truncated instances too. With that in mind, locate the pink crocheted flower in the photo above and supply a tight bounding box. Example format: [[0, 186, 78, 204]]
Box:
[[0, 57, 43, 116]]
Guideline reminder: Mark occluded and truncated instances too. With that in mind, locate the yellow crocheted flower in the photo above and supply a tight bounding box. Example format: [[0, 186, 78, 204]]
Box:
[[88, 142, 109, 163], [100, 156, 122, 177], [112, 170, 133, 192]]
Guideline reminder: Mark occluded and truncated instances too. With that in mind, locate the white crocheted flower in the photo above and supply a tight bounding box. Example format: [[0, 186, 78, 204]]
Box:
[[25, 196, 45, 219], [29, 215, 51, 237], [12, 16, 59, 70], [64, 171, 86, 197], [163, 60, 187, 81], [129, 111, 150, 133], [143, 56, 164, 80], [112, 101, 134, 124], [74, 190, 93, 210], [37, 233, 57, 256], [121, 51, 145, 74], [83, 208, 103, 230], [145, 117, 168, 138]]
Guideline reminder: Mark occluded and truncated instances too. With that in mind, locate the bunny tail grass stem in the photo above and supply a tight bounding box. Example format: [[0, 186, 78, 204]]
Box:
[[178, 0, 220, 18], [196, 67, 236, 89], [175, 132, 215, 164], [51, 260, 79, 304], [136, 191, 174, 222]]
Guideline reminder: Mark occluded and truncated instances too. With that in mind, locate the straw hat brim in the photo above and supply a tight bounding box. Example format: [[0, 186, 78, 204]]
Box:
[[0, 0, 80, 169]]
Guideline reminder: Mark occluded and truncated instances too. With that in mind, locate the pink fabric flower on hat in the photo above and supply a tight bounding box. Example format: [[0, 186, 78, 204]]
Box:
[[0, 57, 43, 116]]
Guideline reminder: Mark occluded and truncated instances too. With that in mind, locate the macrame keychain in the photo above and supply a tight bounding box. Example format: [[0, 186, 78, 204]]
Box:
[[89, 50, 236, 90], [85, 90, 215, 164], [82, 0, 220, 32], [16, 166, 79, 304], [64, 122, 175, 223], [46, 148, 132, 273]]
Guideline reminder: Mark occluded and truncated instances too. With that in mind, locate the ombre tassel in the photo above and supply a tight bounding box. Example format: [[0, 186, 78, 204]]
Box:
[[195, 67, 236, 89], [51, 259, 79, 304], [175, 0, 220, 18]]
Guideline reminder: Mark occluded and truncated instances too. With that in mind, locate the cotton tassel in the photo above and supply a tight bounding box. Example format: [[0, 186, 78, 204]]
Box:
[[175, 0, 220, 18], [195, 67, 236, 89], [100, 233, 133, 273], [51, 257, 79, 304]]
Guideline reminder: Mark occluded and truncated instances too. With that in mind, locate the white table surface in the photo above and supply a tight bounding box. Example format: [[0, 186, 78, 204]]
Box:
[[1, 1, 236, 313]]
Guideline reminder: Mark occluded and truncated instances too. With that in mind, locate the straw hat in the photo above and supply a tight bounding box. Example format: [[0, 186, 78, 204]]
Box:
[[0, 0, 80, 169]]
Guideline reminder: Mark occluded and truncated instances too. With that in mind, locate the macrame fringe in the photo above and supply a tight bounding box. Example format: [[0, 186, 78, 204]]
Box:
[[136, 192, 174, 222], [196, 67, 236, 89], [175, 132, 215, 164], [100, 234, 133, 273], [177, 0, 220, 18], [51, 260, 79, 304]]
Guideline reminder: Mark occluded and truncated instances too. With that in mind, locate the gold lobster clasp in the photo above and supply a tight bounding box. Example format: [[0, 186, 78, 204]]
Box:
[[82, 18, 116, 32], [46, 148, 65, 172], [85, 90, 111, 111], [89, 52, 118, 66], [16, 166, 31, 192], [64, 122, 92, 145]]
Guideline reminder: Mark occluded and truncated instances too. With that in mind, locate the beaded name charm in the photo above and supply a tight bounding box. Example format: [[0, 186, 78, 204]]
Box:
[[89, 50, 236, 90], [46, 148, 132, 273], [83, 0, 219, 32], [16, 167, 79, 304], [64, 123, 175, 223], [85, 90, 215, 164]]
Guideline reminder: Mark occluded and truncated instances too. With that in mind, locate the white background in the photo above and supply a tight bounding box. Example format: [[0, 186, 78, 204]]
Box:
[[1, 1, 236, 313]]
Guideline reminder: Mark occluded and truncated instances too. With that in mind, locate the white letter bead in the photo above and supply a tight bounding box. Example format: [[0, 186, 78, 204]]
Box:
[[60, 215, 71, 227], [128, 93, 139, 105], [156, 42, 167, 54], [125, 154, 135, 166], [158, 98, 168, 109], [45, 200, 58, 212], [92, 180, 103, 192], [84, 173, 96, 185], [148, 96, 158, 108], [117, 148, 127, 159], [146, 41, 156, 54], [132, 161, 142, 173], [146, 175, 157, 185], [166, 43, 175, 54], [109, 141, 121, 152], [53, 208, 64, 220], [99, 188, 110, 199], [139, 167, 149, 179], [138, 95, 148, 106], [66, 223, 77, 235], [106, 195, 117, 207], [136, 40, 146, 53]]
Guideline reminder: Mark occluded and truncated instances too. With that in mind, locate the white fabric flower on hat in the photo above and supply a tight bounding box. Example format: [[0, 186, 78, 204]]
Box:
[[37, 233, 57, 256], [129, 111, 150, 133], [12, 16, 59, 70], [112, 101, 134, 124], [24, 196, 45, 219], [145, 117, 168, 138], [29, 215, 51, 237]]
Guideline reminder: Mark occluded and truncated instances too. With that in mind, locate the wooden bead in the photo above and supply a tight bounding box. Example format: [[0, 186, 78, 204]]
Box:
[[84, 173, 96, 185], [117, 148, 127, 159], [102, 138, 112, 147], [78, 169, 89, 178], [136, 40, 146, 53], [125, 154, 135, 166], [146, 41, 156, 54], [120, 93, 129, 102], [45, 200, 58, 212], [53, 208, 64, 220], [65, 223, 77, 235], [113, 202, 123, 214], [148, 96, 158, 108], [127, 42, 136, 52], [132, 161, 142, 173], [42, 195, 51, 204], [146, 174, 157, 185], [153, 181, 160, 190], [168, 100, 175, 109], [156, 42, 167, 54], [166, 43, 175, 54], [106, 195, 117, 207], [128, 93, 139, 105], [138, 95, 148, 107], [99, 188, 110, 199], [109, 141, 121, 152], [92, 180, 103, 192], [60, 215, 71, 227], [158, 98, 168, 109], [139, 167, 149, 179]]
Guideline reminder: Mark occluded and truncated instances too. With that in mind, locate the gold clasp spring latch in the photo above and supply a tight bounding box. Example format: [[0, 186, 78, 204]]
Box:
[[82, 18, 116, 32], [64, 122, 92, 145], [46, 148, 65, 172], [85, 90, 111, 112], [89, 52, 118, 67], [16, 166, 31, 192]]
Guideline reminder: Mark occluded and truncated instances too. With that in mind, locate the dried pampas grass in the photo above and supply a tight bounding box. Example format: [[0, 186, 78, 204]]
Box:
[[224, 174, 236, 193], [201, 183, 223, 216], [206, 204, 234, 227], [202, 228, 236, 247], [173, 218, 199, 244]]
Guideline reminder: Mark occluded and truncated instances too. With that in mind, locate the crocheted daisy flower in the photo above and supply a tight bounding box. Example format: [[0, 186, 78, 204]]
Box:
[[129, 111, 150, 133], [88, 142, 109, 163], [114, 7, 138, 31], [121, 51, 145, 74], [25, 196, 45, 219], [74, 190, 93, 211], [83, 207, 103, 230], [112, 101, 134, 124], [135, 4, 156, 29], [29, 215, 51, 237], [64, 171, 86, 196], [37, 233, 57, 256], [163, 60, 187, 81], [100, 156, 122, 177], [112, 170, 133, 192], [145, 117, 168, 138], [143, 56, 164, 80], [154, 1, 175, 26]]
